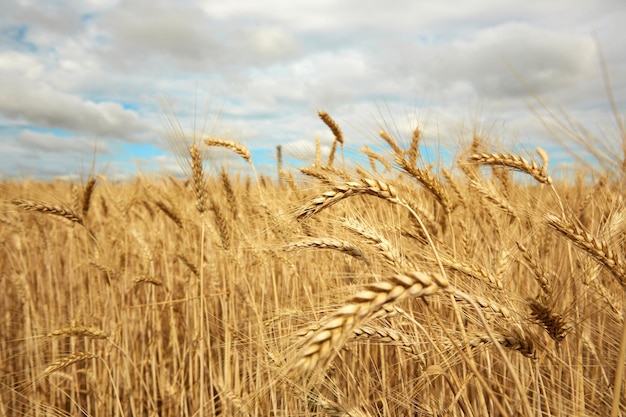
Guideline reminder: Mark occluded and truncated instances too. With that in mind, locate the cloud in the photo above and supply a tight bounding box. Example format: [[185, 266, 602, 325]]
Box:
[[436, 23, 597, 97], [0, 0, 623, 179], [97, 1, 301, 72], [0, 74, 149, 140], [16, 130, 110, 154], [0, 131, 109, 180], [0, 51, 44, 78], [250, 26, 300, 59], [370, 22, 598, 102]]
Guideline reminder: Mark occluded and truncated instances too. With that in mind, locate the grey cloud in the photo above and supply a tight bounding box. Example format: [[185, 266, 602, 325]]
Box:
[[16, 130, 110, 154], [0, 75, 149, 140], [445, 23, 597, 97], [3, 2, 82, 35], [372, 22, 598, 100], [200, 0, 623, 34], [96, 1, 301, 72]]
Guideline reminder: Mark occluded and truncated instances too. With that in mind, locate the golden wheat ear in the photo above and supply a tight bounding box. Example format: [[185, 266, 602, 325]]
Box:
[[12, 198, 84, 226], [545, 214, 626, 287], [468, 152, 552, 185], [204, 138, 251, 164], [41, 351, 97, 378], [292, 271, 449, 375], [318, 110, 344, 145]]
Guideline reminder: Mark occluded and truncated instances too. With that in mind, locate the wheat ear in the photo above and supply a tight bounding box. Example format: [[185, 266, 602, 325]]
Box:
[[379, 130, 402, 155], [42, 351, 96, 377], [49, 326, 107, 339], [545, 214, 626, 286], [318, 111, 344, 144], [443, 331, 536, 359], [440, 257, 503, 290], [396, 157, 452, 215], [352, 324, 425, 362], [342, 217, 408, 269], [154, 200, 184, 229], [284, 238, 368, 262], [442, 168, 466, 208], [82, 177, 96, 216], [292, 271, 449, 375], [204, 138, 251, 164], [468, 152, 552, 185], [12, 199, 84, 226], [189, 144, 208, 213], [296, 177, 406, 220], [528, 299, 571, 343], [407, 126, 421, 166]]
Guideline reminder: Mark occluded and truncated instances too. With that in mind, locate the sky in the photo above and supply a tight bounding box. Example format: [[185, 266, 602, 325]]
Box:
[[0, 0, 624, 180]]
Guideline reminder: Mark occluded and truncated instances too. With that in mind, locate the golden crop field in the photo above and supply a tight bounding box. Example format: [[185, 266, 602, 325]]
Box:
[[1, 112, 624, 416]]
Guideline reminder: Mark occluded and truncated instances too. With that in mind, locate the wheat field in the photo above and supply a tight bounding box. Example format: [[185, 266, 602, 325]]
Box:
[[1, 112, 625, 416]]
